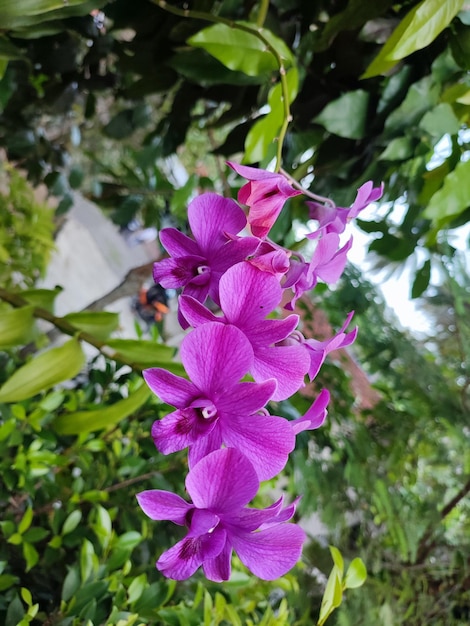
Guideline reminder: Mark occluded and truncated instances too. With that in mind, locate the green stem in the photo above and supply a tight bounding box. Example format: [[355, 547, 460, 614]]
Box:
[[0, 288, 143, 373], [256, 0, 270, 28], [154, 0, 291, 171]]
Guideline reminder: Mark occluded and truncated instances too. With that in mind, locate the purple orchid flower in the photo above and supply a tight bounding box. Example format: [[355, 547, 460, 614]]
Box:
[[228, 162, 301, 239], [152, 193, 259, 313], [307, 181, 384, 236], [179, 262, 310, 401], [292, 389, 330, 434], [284, 312, 357, 380], [284, 233, 353, 310], [137, 447, 306, 581], [143, 322, 295, 481]]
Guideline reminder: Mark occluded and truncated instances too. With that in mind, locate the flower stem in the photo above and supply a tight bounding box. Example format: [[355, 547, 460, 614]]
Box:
[[280, 168, 336, 207]]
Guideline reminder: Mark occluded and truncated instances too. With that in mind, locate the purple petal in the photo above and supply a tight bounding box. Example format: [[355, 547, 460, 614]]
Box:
[[228, 161, 280, 181], [249, 248, 290, 276], [143, 368, 196, 408], [228, 497, 285, 531], [216, 379, 276, 416], [292, 388, 330, 434], [251, 344, 310, 401], [231, 524, 306, 580], [136, 490, 191, 524], [189, 509, 220, 535], [203, 540, 232, 582], [180, 323, 254, 394], [157, 526, 226, 580], [179, 295, 221, 327], [219, 262, 282, 326], [153, 255, 206, 289], [151, 408, 217, 455], [188, 427, 223, 468], [159, 228, 200, 257], [185, 448, 259, 512], [222, 413, 295, 481], [188, 193, 247, 252], [247, 316, 300, 346]]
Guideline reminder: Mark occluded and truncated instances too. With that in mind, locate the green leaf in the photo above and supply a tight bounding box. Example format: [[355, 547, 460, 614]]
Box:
[[22, 542, 39, 572], [52, 382, 151, 435], [318, 565, 343, 626], [62, 510, 82, 536], [0, 0, 98, 29], [0, 574, 18, 591], [411, 260, 431, 298], [420, 103, 461, 137], [244, 67, 299, 162], [168, 49, 262, 86], [423, 158, 470, 228], [344, 557, 367, 589], [64, 311, 119, 340], [18, 507, 33, 535], [0, 305, 35, 349], [20, 587, 32, 607], [18, 287, 61, 313], [379, 137, 414, 161], [329, 546, 344, 576], [61, 566, 80, 602], [106, 338, 184, 375], [363, 0, 464, 77], [0, 338, 85, 403], [314, 90, 369, 140], [188, 22, 292, 77]]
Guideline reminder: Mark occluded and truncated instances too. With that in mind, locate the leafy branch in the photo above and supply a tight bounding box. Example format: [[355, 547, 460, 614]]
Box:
[[0, 287, 143, 373], [154, 0, 293, 170]]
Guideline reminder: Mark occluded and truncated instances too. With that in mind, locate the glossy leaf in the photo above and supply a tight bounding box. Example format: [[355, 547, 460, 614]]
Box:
[[314, 90, 369, 139], [18, 287, 61, 313], [363, 0, 464, 77], [188, 22, 292, 77], [423, 158, 470, 228], [0, 338, 85, 403], [0, 0, 97, 29], [0, 305, 35, 349], [106, 338, 185, 375], [318, 565, 343, 626], [344, 557, 367, 589], [329, 545, 344, 576], [52, 382, 151, 434], [64, 311, 120, 340], [244, 67, 299, 162]]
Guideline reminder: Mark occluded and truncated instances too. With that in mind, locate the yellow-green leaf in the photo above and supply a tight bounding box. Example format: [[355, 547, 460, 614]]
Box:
[[363, 0, 464, 78], [106, 338, 185, 376], [0, 338, 85, 403], [329, 545, 344, 576], [344, 557, 367, 589], [188, 22, 292, 77], [423, 158, 470, 227], [64, 311, 119, 340], [0, 305, 35, 349], [318, 565, 343, 626], [52, 382, 151, 435], [19, 287, 62, 313]]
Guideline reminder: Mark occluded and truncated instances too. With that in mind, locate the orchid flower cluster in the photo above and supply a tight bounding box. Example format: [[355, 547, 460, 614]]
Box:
[[137, 162, 383, 582]]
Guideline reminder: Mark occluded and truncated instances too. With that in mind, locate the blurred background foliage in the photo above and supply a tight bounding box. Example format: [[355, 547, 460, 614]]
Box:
[[0, 0, 469, 624]]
